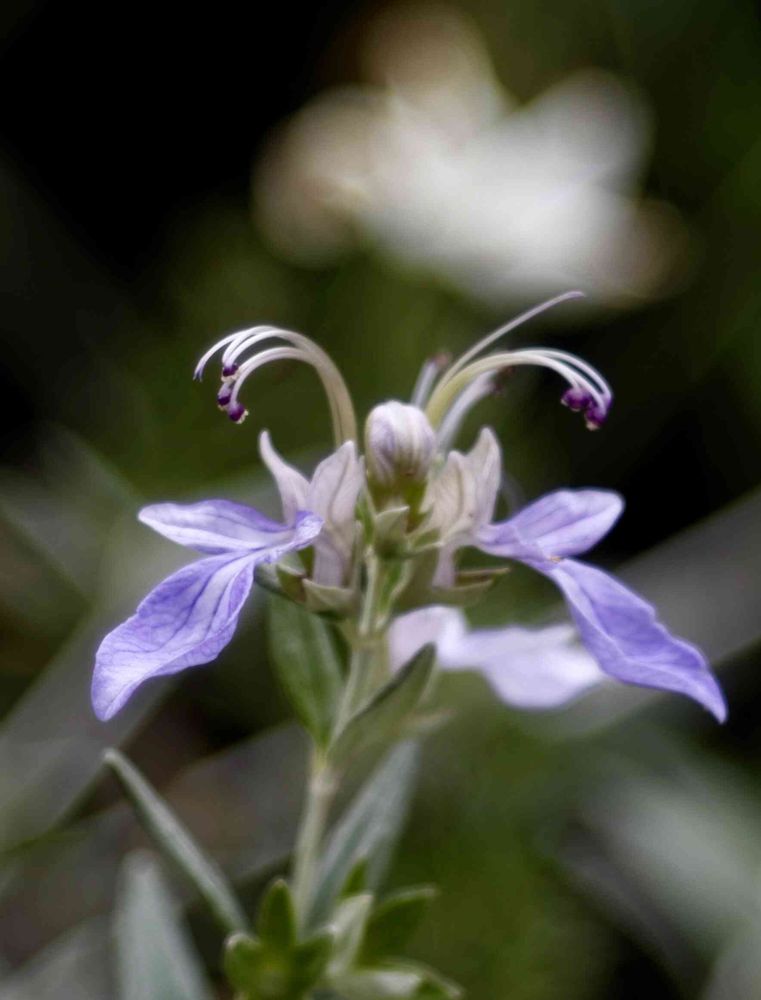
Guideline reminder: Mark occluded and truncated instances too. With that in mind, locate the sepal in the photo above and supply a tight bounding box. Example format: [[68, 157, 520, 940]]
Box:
[[431, 566, 509, 608], [372, 506, 411, 556], [303, 578, 359, 617]]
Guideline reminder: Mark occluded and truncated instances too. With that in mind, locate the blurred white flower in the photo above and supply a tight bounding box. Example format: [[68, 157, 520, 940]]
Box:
[[254, 4, 688, 307]]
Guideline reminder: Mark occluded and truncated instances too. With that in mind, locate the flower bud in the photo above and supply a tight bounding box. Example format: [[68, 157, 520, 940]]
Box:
[[365, 401, 436, 494]]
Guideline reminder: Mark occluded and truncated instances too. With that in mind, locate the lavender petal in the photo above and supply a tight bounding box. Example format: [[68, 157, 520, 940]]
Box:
[[533, 558, 727, 721], [139, 501, 322, 554], [92, 553, 257, 720], [93, 511, 322, 720], [390, 608, 603, 709], [478, 488, 623, 561]]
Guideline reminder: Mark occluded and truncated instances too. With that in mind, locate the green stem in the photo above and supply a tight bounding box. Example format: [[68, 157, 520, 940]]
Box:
[[291, 751, 336, 930], [335, 553, 388, 730], [291, 552, 392, 929]]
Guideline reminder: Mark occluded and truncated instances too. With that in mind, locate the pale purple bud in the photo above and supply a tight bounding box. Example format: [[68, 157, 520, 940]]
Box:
[[365, 401, 436, 492]]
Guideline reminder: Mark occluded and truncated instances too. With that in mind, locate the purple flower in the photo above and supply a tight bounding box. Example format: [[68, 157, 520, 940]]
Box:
[[92, 438, 362, 721], [390, 609, 604, 708], [422, 429, 727, 721]]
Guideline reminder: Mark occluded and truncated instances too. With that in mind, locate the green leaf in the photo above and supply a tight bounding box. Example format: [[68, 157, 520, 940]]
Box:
[[223, 933, 265, 993], [329, 645, 435, 764], [361, 887, 438, 963], [223, 927, 334, 999], [400, 962, 463, 999], [309, 742, 419, 926], [224, 933, 294, 998], [104, 749, 246, 934], [115, 852, 214, 1000], [294, 930, 336, 985], [258, 879, 297, 949], [269, 595, 344, 745], [340, 858, 371, 898]]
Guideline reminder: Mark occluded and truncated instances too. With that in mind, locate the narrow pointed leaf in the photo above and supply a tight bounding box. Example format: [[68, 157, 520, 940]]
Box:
[[332, 967, 422, 999], [402, 961, 463, 999], [341, 858, 371, 898], [115, 852, 214, 1000], [104, 749, 246, 934], [361, 887, 438, 963], [223, 933, 268, 994], [330, 646, 434, 763], [309, 742, 419, 926], [269, 595, 344, 745], [257, 878, 297, 949]]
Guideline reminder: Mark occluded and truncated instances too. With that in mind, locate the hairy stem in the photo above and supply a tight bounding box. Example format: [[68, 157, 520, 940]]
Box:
[[291, 751, 336, 930]]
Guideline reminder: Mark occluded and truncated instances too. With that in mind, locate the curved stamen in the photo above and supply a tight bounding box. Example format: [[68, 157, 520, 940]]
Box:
[[411, 352, 451, 409], [436, 373, 496, 451], [533, 348, 611, 398], [436, 291, 585, 394], [223, 346, 306, 423], [425, 348, 611, 431], [195, 325, 358, 445], [193, 333, 245, 380]]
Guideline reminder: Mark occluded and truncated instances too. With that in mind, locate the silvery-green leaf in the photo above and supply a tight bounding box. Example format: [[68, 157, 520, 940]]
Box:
[[329, 646, 434, 764], [331, 959, 461, 1000], [115, 852, 213, 1000], [326, 894, 374, 978], [309, 742, 419, 926], [360, 887, 438, 964], [269, 596, 344, 745], [403, 961, 463, 1000], [331, 966, 421, 1000], [104, 749, 246, 934]]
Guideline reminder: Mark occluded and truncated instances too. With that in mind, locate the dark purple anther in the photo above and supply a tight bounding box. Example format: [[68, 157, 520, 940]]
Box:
[[584, 402, 607, 430], [222, 362, 239, 378], [217, 385, 233, 409], [561, 387, 592, 412], [227, 401, 247, 424]]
